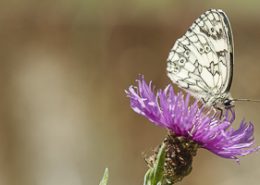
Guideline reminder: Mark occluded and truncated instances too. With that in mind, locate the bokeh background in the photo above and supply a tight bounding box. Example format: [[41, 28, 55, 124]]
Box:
[[0, 0, 260, 185]]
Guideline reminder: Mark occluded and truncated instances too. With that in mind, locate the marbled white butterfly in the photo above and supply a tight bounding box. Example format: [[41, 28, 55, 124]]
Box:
[[167, 9, 235, 112]]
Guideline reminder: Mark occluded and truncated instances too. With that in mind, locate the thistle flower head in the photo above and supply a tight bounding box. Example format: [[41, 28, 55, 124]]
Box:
[[126, 76, 260, 161]]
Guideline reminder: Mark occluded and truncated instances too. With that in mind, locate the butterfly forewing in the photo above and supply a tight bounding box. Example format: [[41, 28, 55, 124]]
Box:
[[167, 9, 234, 105]]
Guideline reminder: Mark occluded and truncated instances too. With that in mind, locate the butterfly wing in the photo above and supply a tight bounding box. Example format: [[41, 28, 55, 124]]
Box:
[[167, 9, 234, 103]]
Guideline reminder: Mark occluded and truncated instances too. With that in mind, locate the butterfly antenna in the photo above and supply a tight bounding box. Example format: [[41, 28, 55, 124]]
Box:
[[233, 98, 260, 103]]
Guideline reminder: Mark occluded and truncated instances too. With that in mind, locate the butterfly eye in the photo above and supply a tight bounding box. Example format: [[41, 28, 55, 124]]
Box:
[[204, 45, 210, 52], [219, 51, 225, 56], [173, 66, 180, 73], [211, 27, 215, 32], [184, 50, 190, 57], [167, 63, 180, 74], [199, 47, 204, 53], [223, 99, 233, 108], [179, 58, 186, 65]]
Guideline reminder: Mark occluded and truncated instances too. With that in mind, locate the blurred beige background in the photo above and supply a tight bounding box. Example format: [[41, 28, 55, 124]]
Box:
[[0, 0, 260, 185]]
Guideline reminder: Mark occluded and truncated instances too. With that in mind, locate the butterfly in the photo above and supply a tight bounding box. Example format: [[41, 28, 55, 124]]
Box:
[[166, 9, 235, 112]]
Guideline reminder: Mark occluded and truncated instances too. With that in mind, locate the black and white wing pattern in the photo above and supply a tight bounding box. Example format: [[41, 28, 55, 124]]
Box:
[[167, 9, 234, 108]]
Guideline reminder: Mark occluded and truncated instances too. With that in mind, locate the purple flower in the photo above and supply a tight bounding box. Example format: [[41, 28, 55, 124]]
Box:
[[126, 76, 260, 161]]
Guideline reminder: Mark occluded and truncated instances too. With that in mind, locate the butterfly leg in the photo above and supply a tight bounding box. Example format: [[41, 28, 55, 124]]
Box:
[[223, 108, 235, 122], [214, 106, 223, 119]]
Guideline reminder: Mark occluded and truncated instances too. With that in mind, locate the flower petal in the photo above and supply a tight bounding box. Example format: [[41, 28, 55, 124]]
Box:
[[126, 76, 260, 160]]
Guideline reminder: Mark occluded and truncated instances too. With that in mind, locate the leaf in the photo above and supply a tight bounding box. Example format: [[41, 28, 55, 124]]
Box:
[[151, 143, 166, 185], [143, 143, 166, 185], [99, 168, 109, 185], [143, 168, 152, 185]]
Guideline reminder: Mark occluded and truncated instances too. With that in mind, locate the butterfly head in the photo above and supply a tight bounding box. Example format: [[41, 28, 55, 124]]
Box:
[[207, 94, 234, 110], [216, 94, 234, 110], [223, 98, 234, 109]]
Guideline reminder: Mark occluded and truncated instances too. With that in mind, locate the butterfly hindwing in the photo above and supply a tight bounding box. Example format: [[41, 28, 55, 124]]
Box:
[[167, 9, 234, 103]]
